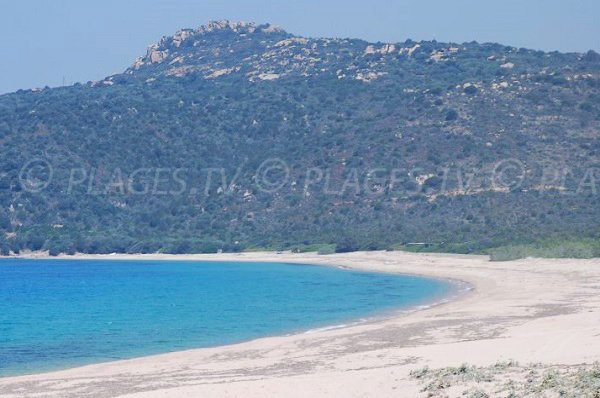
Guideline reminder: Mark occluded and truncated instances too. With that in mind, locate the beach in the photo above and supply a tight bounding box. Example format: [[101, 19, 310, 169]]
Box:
[[1, 250, 600, 397]]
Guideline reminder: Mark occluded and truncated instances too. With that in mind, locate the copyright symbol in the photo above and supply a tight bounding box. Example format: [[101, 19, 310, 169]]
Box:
[[255, 158, 289, 193], [492, 158, 525, 191], [19, 158, 53, 193]]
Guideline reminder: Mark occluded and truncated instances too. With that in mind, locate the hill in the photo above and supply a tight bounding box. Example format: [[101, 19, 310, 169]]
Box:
[[0, 20, 598, 255]]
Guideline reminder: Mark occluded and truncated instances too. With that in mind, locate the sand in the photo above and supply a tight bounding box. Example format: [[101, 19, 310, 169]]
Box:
[[1, 251, 599, 397]]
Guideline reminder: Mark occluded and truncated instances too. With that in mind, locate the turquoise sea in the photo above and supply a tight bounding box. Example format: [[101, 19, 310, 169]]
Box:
[[0, 259, 452, 377]]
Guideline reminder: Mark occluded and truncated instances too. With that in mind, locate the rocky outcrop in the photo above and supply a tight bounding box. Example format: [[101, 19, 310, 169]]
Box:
[[121, 20, 592, 90], [128, 20, 286, 72]]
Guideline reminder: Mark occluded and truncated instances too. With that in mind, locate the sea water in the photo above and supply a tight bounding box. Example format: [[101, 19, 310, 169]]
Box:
[[0, 259, 452, 376]]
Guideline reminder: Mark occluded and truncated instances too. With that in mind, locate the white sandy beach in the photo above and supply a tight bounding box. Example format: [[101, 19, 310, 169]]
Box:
[[1, 251, 600, 397]]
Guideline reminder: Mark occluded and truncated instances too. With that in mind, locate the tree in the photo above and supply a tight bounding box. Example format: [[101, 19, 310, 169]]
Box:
[[445, 109, 459, 121], [335, 235, 360, 253]]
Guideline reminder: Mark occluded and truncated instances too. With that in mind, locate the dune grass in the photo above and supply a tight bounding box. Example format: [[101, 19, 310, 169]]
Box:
[[410, 361, 600, 397], [488, 239, 600, 261]]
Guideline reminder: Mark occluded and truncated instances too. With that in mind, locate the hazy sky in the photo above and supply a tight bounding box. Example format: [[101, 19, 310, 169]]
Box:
[[1, 0, 598, 94]]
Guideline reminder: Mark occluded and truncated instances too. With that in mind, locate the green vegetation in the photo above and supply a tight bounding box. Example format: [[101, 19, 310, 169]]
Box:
[[488, 239, 600, 261], [392, 242, 481, 254], [0, 23, 598, 256], [288, 243, 337, 254], [410, 361, 600, 397], [316, 244, 337, 255]]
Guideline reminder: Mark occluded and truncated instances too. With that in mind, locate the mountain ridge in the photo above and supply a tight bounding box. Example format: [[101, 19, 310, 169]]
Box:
[[95, 20, 596, 86], [0, 21, 598, 255]]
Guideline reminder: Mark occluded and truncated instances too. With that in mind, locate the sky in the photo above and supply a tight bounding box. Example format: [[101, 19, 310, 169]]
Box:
[[1, 0, 598, 94]]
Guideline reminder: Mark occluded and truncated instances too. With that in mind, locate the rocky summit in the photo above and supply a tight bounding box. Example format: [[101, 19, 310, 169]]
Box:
[[0, 21, 598, 255]]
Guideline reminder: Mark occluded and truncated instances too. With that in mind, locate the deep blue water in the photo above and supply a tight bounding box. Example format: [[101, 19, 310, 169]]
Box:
[[0, 259, 451, 377]]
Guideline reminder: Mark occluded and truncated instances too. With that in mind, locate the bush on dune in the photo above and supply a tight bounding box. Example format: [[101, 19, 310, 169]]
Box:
[[488, 239, 600, 261]]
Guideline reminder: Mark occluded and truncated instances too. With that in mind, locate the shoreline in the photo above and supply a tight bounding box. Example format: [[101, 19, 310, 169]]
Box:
[[0, 254, 468, 379], [2, 251, 600, 397]]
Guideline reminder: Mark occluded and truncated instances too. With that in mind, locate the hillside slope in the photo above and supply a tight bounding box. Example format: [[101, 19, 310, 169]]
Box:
[[0, 21, 598, 255]]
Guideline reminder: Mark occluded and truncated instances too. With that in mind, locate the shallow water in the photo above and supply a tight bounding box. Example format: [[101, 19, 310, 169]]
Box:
[[0, 259, 451, 376]]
